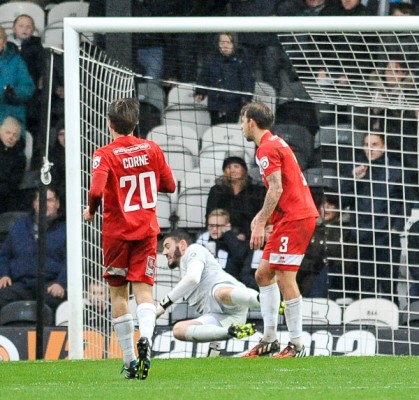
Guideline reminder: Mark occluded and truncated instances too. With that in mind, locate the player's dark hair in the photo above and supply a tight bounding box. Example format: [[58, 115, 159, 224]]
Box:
[[164, 230, 193, 245], [107, 98, 139, 135], [240, 102, 274, 130]]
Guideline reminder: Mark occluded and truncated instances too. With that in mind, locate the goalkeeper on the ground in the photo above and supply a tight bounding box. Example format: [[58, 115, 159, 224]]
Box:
[[157, 230, 261, 356]]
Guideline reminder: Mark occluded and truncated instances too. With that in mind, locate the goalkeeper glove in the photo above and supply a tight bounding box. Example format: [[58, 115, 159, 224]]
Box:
[[156, 295, 173, 319]]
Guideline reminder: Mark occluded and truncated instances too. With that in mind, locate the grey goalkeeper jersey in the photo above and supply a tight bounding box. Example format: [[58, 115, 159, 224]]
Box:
[[180, 243, 243, 314]]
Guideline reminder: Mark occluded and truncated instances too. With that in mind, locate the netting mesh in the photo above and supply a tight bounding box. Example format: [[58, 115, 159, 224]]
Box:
[[279, 31, 419, 108], [74, 28, 419, 358]]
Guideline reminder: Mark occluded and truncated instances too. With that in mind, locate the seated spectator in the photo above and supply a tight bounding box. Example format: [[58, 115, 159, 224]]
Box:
[[320, 0, 369, 16], [0, 26, 35, 136], [195, 32, 255, 125], [389, 1, 415, 16], [241, 223, 274, 291], [206, 155, 265, 238], [49, 118, 66, 195], [0, 117, 26, 214], [84, 281, 112, 333], [408, 218, 419, 300], [369, 59, 416, 120], [8, 14, 45, 145], [0, 185, 67, 316], [297, 193, 359, 299], [315, 0, 376, 94], [297, 0, 327, 16], [196, 208, 249, 282], [340, 132, 405, 303]]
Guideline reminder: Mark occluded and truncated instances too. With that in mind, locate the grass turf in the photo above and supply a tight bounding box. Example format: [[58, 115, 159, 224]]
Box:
[[1, 356, 418, 400]]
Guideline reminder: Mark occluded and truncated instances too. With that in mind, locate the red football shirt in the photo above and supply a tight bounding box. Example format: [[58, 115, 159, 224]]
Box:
[[256, 131, 319, 224], [88, 135, 176, 240]]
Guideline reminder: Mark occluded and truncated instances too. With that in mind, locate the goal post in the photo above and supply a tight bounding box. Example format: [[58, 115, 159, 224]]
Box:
[[64, 16, 419, 360]]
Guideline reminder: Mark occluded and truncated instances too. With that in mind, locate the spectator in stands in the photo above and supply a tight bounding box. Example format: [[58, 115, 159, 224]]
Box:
[[228, 0, 282, 94], [389, 1, 415, 15], [368, 59, 417, 121], [0, 185, 67, 315], [341, 132, 405, 303], [206, 155, 265, 238], [297, 193, 359, 299], [0, 25, 35, 135], [297, 0, 327, 15], [195, 32, 255, 125], [84, 281, 112, 333], [0, 117, 26, 214], [8, 14, 45, 145], [50, 51, 64, 130], [317, 0, 375, 82], [241, 223, 274, 291], [163, 1, 229, 83], [408, 218, 419, 299], [132, 1, 168, 79], [49, 118, 66, 195], [320, 0, 369, 15], [196, 208, 249, 282]]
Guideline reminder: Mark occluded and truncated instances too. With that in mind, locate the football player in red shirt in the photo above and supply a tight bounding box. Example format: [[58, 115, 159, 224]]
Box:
[[239, 102, 319, 358], [83, 98, 175, 379]]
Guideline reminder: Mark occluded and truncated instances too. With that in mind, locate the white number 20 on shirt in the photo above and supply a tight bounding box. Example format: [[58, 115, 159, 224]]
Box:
[[120, 171, 157, 212]]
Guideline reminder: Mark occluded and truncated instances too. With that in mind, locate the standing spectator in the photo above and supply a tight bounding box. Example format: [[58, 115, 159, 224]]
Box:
[[8, 14, 45, 145], [0, 186, 67, 316], [0, 117, 27, 214], [49, 118, 66, 195], [50, 51, 64, 130], [132, 0, 168, 79], [163, 1, 229, 83], [228, 0, 282, 94], [206, 155, 265, 239], [157, 230, 258, 357], [83, 98, 176, 380], [195, 33, 255, 125], [196, 208, 249, 282], [239, 102, 319, 358], [341, 132, 406, 303], [0, 25, 35, 135]]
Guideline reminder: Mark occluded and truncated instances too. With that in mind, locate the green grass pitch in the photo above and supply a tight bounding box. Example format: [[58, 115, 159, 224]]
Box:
[[1, 356, 418, 400]]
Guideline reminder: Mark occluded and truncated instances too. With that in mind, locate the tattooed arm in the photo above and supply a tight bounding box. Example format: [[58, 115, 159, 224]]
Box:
[[250, 170, 283, 250]]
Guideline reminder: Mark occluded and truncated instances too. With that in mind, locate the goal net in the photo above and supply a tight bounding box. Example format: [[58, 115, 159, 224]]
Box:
[[65, 16, 419, 359]]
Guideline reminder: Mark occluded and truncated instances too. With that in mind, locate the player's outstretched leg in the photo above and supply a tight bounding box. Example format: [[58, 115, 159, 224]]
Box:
[[137, 337, 151, 380], [271, 342, 306, 358], [227, 323, 257, 339], [240, 339, 281, 358], [121, 360, 139, 379]]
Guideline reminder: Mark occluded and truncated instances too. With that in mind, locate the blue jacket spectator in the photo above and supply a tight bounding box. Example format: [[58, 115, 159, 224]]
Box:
[[195, 33, 255, 125], [0, 186, 66, 315], [0, 26, 35, 135]]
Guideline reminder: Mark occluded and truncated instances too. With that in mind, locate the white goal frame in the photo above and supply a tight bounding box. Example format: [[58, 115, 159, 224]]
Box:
[[64, 16, 419, 359]]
